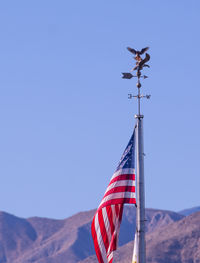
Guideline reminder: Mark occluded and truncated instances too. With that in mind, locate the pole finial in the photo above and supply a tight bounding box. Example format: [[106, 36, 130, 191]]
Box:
[[122, 46, 151, 116]]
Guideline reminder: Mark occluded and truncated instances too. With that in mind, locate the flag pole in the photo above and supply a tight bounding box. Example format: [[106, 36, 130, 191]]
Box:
[[122, 47, 150, 263], [135, 81, 146, 263]]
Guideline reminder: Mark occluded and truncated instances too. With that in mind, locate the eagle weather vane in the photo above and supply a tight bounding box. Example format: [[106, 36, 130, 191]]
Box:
[[122, 46, 151, 115]]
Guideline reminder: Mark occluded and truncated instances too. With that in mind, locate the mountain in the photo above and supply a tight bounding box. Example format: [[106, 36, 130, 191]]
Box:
[[179, 206, 200, 216], [0, 211, 37, 263], [119, 207, 184, 246], [146, 211, 200, 263], [80, 211, 200, 263], [0, 207, 184, 263]]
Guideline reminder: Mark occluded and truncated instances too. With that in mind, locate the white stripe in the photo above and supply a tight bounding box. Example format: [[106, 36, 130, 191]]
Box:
[[105, 180, 135, 193], [95, 213, 107, 263], [99, 192, 135, 208], [108, 205, 121, 255], [111, 204, 118, 225], [102, 207, 112, 245], [111, 204, 117, 221], [110, 168, 135, 181], [116, 204, 121, 237], [107, 251, 114, 262]]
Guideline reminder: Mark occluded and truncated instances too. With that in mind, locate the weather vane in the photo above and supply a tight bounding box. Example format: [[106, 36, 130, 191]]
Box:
[[122, 46, 151, 116]]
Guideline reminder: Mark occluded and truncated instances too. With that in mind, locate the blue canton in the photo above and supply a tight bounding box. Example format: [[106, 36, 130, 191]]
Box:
[[116, 130, 135, 171]]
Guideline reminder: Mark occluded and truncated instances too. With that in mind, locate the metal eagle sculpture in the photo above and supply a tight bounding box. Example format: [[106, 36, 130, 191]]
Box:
[[122, 46, 150, 79], [127, 46, 149, 62]]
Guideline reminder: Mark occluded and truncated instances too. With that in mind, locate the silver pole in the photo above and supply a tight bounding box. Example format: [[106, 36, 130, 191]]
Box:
[[135, 114, 146, 263], [122, 46, 150, 263]]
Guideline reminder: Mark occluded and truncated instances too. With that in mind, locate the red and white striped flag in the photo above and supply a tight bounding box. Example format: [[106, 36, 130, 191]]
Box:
[[91, 130, 136, 263]]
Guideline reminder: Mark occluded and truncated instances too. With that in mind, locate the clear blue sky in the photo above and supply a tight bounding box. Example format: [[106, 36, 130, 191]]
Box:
[[0, 0, 199, 219]]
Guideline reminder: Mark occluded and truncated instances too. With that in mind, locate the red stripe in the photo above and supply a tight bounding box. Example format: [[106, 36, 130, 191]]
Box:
[[115, 203, 120, 217], [106, 206, 114, 240], [109, 204, 123, 252], [119, 204, 123, 222], [103, 186, 135, 198], [116, 204, 124, 247], [91, 170, 136, 263], [91, 216, 104, 263], [109, 205, 118, 253], [98, 209, 109, 253], [109, 174, 135, 186], [98, 198, 136, 210]]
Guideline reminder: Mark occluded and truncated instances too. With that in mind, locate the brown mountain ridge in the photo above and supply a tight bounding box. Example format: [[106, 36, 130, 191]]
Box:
[[80, 211, 200, 263], [0, 207, 198, 263]]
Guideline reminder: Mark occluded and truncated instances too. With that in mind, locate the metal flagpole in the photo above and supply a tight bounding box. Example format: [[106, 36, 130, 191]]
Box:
[[135, 85, 146, 263], [122, 46, 151, 263]]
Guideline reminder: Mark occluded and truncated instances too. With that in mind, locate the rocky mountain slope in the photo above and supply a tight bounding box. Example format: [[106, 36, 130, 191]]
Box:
[[80, 211, 200, 263], [179, 206, 200, 216], [0, 207, 185, 263]]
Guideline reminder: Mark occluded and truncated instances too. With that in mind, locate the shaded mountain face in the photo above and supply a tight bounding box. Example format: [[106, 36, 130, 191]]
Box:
[[80, 211, 200, 263], [179, 206, 200, 216], [0, 212, 37, 263], [145, 211, 200, 263], [0, 207, 184, 263], [119, 207, 184, 246]]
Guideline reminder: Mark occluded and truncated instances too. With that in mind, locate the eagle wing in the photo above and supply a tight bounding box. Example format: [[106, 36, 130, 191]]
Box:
[[140, 47, 149, 55], [127, 47, 136, 55]]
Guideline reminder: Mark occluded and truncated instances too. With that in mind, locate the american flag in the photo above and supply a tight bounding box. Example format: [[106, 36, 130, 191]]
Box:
[[91, 130, 136, 263]]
